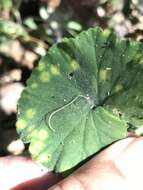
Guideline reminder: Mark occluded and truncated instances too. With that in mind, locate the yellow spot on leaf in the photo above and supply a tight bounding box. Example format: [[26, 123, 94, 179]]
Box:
[[50, 65, 60, 75], [99, 69, 111, 81], [31, 128, 39, 138], [38, 153, 51, 163], [40, 71, 50, 82], [70, 60, 80, 71], [30, 141, 45, 155], [26, 109, 36, 119], [39, 129, 48, 140], [139, 60, 143, 65], [103, 30, 111, 37], [31, 83, 38, 89], [38, 63, 46, 71], [115, 84, 123, 92], [16, 119, 27, 130]]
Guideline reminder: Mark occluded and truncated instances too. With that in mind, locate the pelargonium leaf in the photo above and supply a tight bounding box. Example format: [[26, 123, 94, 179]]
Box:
[[17, 27, 143, 172]]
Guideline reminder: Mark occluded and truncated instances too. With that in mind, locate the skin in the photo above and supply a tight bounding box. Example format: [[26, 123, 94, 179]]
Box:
[[1, 137, 143, 190]]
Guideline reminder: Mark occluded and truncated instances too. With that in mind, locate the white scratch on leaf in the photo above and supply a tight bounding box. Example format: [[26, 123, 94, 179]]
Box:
[[47, 95, 93, 131]]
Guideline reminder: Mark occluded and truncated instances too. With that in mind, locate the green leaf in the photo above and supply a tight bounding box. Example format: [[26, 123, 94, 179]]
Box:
[[17, 27, 143, 172]]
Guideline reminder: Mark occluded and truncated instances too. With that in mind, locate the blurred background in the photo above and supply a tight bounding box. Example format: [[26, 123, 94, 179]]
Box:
[[0, 0, 143, 157]]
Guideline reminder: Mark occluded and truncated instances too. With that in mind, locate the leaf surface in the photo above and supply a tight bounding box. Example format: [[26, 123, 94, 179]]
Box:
[[17, 27, 143, 172]]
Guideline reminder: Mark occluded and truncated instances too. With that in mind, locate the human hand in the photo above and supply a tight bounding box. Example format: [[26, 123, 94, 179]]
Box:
[[1, 137, 143, 190], [0, 156, 62, 190], [49, 137, 143, 190]]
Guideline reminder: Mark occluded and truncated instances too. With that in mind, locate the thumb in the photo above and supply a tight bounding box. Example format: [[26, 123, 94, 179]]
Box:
[[48, 137, 143, 190]]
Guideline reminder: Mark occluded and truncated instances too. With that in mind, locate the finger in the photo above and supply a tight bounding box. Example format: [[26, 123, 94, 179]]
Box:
[[0, 156, 62, 190], [11, 172, 62, 190], [113, 137, 143, 186], [48, 137, 143, 190]]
